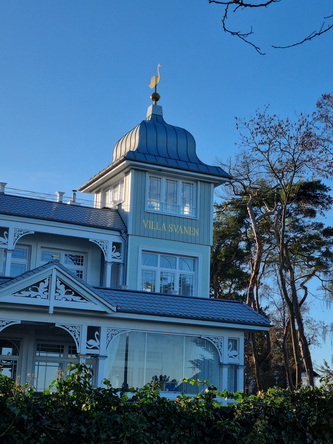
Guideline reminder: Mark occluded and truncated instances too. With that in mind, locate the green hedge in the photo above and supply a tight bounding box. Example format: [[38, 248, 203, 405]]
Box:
[[0, 364, 332, 443]]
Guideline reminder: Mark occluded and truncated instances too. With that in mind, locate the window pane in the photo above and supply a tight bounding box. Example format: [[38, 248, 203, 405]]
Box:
[[12, 247, 28, 260], [160, 272, 175, 294], [182, 182, 194, 215], [148, 177, 161, 210], [41, 251, 61, 261], [166, 180, 178, 213], [179, 258, 195, 271], [228, 366, 238, 392], [0, 360, 17, 378], [145, 334, 183, 389], [142, 253, 158, 267], [160, 255, 176, 269], [34, 361, 62, 391], [64, 254, 84, 266], [36, 343, 64, 358], [141, 252, 196, 296], [10, 263, 27, 277], [0, 340, 20, 356], [142, 270, 156, 292], [182, 337, 219, 394], [104, 333, 220, 394], [179, 274, 194, 296]]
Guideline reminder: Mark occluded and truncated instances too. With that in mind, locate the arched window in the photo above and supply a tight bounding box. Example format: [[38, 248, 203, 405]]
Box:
[[104, 332, 220, 394]]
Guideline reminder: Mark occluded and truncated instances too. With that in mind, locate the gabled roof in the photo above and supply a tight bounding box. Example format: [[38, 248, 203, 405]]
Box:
[[0, 261, 116, 313], [0, 194, 126, 232], [0, 263, 271, 329]]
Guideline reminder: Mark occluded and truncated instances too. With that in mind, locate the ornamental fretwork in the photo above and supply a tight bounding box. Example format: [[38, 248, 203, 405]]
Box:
[[13, 278, 50, 299], [89, 239, 108, 260], [54, 278, 87, 303], [0, 231, 8, 246], [13, 229, 34, 247], [203, 336, 224, 363], [106, 328, 125, 350], [56, 324, 81, 349], [0, 320, 20, 332]]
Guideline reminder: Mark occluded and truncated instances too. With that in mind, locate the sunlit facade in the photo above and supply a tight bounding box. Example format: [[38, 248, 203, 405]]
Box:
[[0, 99, 270, 395]]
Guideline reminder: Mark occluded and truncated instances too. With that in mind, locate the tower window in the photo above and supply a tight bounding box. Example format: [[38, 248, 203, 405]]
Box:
[[147, 175, 197, 217], [141, 251, 196, 296]]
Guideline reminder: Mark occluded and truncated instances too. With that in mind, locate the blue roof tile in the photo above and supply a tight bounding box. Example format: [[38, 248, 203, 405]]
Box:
[[0, 263, 270, 329], [0, 194, 127, 232], [96, 287, 271, 328]]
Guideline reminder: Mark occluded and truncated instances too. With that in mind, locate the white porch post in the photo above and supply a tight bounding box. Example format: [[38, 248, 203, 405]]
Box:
[[222, 364, 229, 391], [96, 355, 107, 386], [105, 261, 112, 287], [4, 249, 13, 276]]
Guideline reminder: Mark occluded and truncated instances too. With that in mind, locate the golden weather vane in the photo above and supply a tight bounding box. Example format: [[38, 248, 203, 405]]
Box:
[[149, 64, 161, 105], [149, 64, 161, 91]]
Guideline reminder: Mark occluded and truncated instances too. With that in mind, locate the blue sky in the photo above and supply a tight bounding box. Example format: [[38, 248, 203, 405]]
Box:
[[1, 0, 332, 368]]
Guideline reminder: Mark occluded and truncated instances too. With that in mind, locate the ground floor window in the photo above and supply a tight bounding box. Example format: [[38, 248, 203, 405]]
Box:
[[141, 251, 196, 296], [0, 339, 20, 379], [34, 342, 79, 391], [104, 332, 220, 393], [227, 365, 239, 392]]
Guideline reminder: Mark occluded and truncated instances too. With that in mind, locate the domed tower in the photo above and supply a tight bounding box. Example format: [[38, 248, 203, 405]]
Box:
[[79, 95, 230, 297]]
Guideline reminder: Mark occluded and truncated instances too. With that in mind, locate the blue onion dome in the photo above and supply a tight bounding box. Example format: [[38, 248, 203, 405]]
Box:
[[112, 104, 230, 179]]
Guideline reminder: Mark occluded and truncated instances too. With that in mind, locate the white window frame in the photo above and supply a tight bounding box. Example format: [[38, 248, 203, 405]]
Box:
[[104, 331, 221, 395], [146, 174, 197, 218], [105, 180, 124, 208], [140, 251, 197, 296], [40, 248, 87, 279], [2, 244, 30, 277]]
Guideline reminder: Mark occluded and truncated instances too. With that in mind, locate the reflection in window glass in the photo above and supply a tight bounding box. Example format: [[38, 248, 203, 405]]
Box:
[[104, 333, 220, 394], [5, 245, 30, 277], [40, 248, 86, 279], [160, 272, 175, 294], [147, 176, 196, 217], [141, 252, 196, 296], [228, 365, 238, 392], [12, 248, 28, 260], [160, 255, 176, 269], [142, 270, 156, 292], [34, 342, 79, 392], [148, 177, 161, 210], [0, 340, 20, 379], [142, 253, 158, 267], [179, 258, 195, 271]]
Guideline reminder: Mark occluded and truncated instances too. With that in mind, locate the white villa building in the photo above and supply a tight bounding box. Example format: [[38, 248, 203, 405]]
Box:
[[0, 95, 270, 395]]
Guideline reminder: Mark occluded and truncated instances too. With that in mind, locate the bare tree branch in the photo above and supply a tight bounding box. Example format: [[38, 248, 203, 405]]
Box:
[[209, 0, 333, 53], [272, 20, 333, 49]]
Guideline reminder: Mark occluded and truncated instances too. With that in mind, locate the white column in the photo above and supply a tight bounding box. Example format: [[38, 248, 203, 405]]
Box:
[[4, 249, 13, 276], [105, 261, 112, 287], [96, 355, 107, 387]]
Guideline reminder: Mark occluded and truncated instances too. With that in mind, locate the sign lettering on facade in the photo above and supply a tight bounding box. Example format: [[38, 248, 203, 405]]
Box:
[[142, 219, 199, 236]]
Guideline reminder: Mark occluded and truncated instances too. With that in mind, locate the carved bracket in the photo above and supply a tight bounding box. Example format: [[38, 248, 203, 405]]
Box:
[[203, 336, 224, 364], [56, 323, 82, 350]]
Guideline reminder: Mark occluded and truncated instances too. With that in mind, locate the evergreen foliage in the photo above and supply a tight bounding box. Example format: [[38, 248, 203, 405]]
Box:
[[0, 364, 333, 443]]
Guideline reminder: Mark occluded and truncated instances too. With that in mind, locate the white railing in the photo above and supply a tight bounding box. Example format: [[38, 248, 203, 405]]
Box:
[[5, 187, 94, 207]]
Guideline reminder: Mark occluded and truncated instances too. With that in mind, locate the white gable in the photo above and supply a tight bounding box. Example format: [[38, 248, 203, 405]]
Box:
[[0, 263, 116, 314]]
